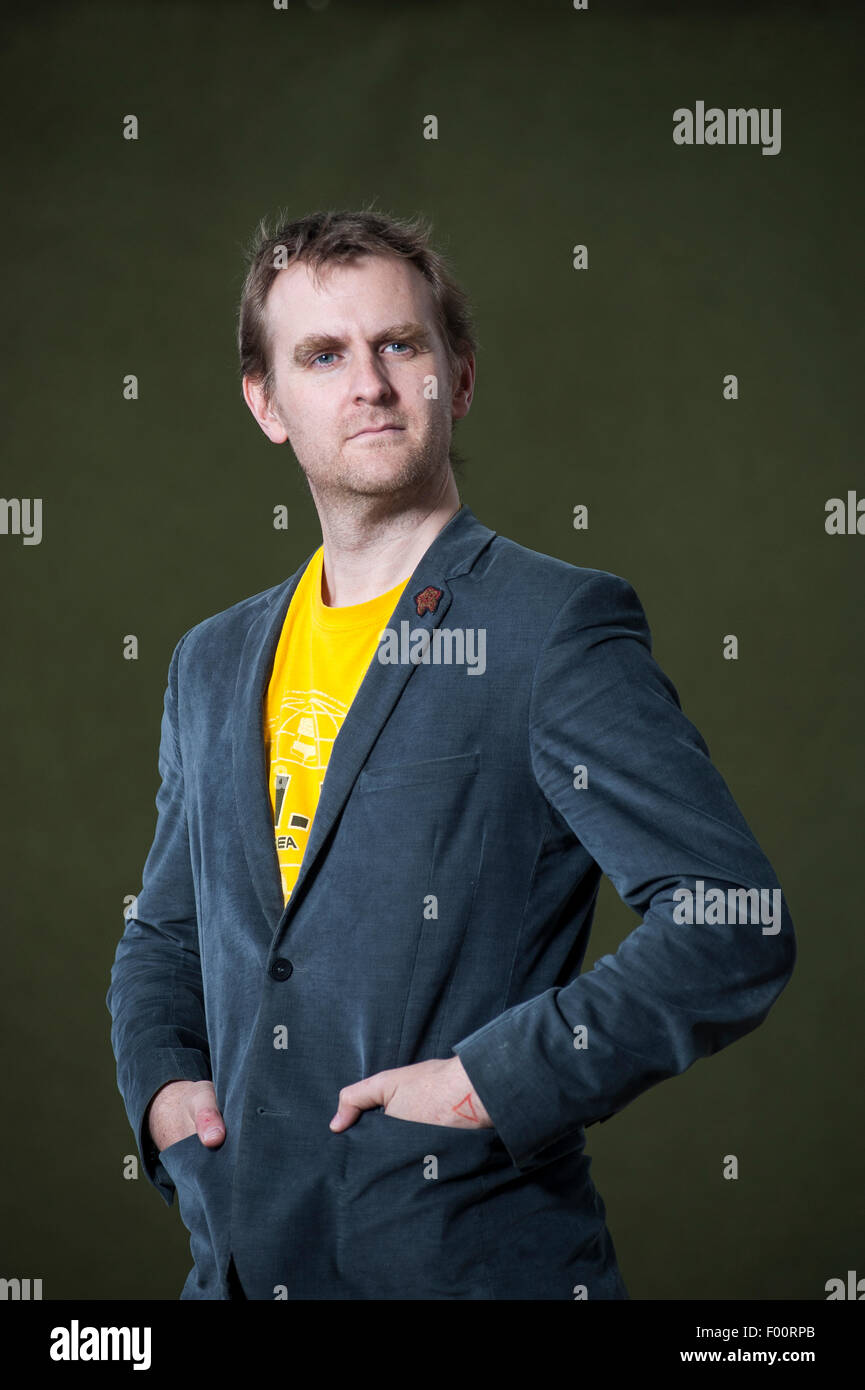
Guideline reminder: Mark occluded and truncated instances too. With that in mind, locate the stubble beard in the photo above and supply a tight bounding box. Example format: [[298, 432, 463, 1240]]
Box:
[[292, 419, 453, 512]]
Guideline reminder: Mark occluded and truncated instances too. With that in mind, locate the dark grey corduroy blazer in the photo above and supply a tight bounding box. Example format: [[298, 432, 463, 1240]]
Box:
[[106, 503, 795, 1300]]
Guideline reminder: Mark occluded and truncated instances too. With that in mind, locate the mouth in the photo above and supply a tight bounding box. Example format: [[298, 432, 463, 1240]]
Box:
[[350, 425, 404, 439]]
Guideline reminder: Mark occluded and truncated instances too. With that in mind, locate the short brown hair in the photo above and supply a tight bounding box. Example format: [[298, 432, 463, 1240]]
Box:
[[237, 203, 479, 409]]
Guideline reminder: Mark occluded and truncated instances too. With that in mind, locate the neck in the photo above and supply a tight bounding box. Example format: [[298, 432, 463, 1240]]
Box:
[[314, 471, 461, 607]]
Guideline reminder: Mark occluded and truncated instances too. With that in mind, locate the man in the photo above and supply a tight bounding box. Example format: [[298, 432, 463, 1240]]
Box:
[[107, 207, 796, 1301]]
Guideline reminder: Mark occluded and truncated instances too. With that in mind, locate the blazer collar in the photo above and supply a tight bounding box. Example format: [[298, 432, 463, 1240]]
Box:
[[232, 503, 497, 940]]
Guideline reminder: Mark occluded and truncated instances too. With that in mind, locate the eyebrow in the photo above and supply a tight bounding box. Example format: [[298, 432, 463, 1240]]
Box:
[[291, 321, 431, 365]]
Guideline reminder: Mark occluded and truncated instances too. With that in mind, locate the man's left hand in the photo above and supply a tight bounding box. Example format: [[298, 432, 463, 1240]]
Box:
[[329, 1056, 493, 1132]]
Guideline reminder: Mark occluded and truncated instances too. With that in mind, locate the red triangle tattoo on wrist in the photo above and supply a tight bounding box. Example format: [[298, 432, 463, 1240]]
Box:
[[452, 1092, 480, 1122]]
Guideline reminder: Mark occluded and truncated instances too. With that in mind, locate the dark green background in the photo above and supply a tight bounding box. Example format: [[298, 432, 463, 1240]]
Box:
[[1, 0, 861, 1300]]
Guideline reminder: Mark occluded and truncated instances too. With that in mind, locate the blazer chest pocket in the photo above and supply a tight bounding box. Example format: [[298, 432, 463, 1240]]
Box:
[[355, 749, 480, 794]]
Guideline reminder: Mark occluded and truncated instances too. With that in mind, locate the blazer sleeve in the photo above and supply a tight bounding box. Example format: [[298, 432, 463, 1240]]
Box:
[[452, 571, 797, 1172], [106, 630, 213, 1206]]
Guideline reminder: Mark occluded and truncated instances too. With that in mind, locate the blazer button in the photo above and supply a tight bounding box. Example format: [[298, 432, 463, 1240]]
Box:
[[269, 957, 293, 981]]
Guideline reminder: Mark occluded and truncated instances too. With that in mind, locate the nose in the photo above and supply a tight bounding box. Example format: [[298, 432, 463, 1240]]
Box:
[[348, 346, 395, 404]]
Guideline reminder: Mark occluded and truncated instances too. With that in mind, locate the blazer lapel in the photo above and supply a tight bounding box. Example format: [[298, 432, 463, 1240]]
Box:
[[232, 555, 314, 934], [232, 504, 497, 941]]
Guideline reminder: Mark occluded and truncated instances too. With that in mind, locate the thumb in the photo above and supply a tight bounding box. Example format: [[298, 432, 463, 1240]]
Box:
[[329, 1075, 386, 1131], [195, 1104, 225, 1147]]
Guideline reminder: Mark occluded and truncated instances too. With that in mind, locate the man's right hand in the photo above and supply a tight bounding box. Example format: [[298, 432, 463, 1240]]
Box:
[[147, 1079, 225, 1153]]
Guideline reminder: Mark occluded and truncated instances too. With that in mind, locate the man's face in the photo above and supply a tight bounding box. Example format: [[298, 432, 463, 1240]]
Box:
[[243, 253, 473, 505]]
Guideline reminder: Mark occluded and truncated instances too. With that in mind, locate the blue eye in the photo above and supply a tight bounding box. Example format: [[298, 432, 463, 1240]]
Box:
[[310, 342, 412, 367]]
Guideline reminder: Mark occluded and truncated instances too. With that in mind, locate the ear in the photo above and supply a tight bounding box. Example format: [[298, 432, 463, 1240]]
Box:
[[243, 375, 290, 444], [450, 352, 476, 421]]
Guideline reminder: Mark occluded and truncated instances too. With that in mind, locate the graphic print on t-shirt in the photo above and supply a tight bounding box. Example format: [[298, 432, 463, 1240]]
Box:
[[263, 543, 412, 906], [264, 687, 349, 901]]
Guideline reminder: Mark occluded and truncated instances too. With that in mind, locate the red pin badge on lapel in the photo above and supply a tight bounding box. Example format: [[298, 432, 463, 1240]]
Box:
[[414, 585, 443, 616]]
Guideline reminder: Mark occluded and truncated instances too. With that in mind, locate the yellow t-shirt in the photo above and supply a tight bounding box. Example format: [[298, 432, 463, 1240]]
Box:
[[263, 545, 411, 904]]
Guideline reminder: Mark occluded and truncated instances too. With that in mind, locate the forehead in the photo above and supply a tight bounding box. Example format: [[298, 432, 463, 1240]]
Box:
[[265, 253, 436, 339]]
